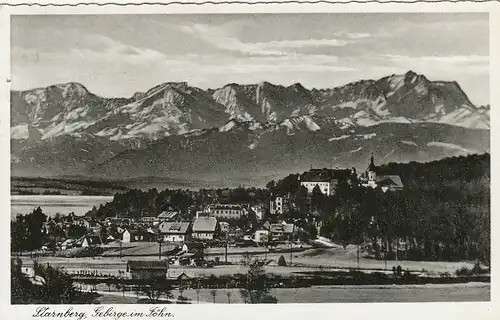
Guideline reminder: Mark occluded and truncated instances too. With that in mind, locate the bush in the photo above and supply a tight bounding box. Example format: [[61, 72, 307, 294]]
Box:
[[55, 246, 103, 258], [261, 295, 278, 303], [456, 262, 490, 277], [177, 296, 191, 304], [455, 266, 472, 277]]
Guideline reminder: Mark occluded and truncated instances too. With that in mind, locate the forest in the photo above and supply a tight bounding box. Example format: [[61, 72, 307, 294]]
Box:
[[272, 153, 490, 264]]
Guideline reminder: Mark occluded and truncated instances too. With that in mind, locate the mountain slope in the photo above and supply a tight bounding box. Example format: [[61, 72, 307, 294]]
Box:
[[10, 71, 490, 183]]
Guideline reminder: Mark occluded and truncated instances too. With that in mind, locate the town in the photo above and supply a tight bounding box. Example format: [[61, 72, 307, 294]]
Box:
[[11, 154, 490, 304]]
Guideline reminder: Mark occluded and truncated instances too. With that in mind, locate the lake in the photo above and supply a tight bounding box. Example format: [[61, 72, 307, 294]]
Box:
[[10, 195, 114, 219]]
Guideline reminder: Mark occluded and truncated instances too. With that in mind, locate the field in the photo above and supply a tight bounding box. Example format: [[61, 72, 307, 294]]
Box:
[[92, 283, 490, 304], [18, 241, 479, 278], [179, 283, 490, 303]]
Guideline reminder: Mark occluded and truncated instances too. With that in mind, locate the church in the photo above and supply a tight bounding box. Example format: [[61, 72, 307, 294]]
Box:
[[359, 154, 404, 192]]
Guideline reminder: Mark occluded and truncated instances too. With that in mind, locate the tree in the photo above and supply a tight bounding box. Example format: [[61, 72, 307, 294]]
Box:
[[266, 180, 276, 192], [138, 277, 174, 303], [293, 186, 309, 215], [195, 286, 201, 304], [11, 207, 47, 252], [311, 185, 326, 212], [241, 252, 252, 266], [277, 255, 287, 267], [261, 295, 278, 303], [240, 260, 277, 304], [11, 259, 97, 304], [210, 289, 218, 303], [177, 279, 189, 304]]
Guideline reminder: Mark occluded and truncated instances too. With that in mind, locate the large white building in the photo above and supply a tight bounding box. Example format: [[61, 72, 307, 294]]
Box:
[[299, 168, 355, 196], [206, 204, 247, 220]]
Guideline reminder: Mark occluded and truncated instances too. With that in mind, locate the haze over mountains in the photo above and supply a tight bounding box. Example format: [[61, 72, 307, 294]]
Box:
[[11, 71, 490, 186]]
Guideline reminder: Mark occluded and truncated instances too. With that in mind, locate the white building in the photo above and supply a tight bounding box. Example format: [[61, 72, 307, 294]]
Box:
[[250, 205, 265, 220], [159, 222, 191, 242], [270, 195, 289, 215], [207, 204, 247, 220], [300, 181, 333, 195], [254, 230, 269, 243], [299, 168, 355, 196], [192, 217, 218, 240]]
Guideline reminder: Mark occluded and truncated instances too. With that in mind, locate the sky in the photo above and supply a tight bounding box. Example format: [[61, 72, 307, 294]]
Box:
[[11, 13, 489, 105]]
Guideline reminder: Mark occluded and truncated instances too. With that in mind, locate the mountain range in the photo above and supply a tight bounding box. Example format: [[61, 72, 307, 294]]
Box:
[[11, 70, 490, 187]]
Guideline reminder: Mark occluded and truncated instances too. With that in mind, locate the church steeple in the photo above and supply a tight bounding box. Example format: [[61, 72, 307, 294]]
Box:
[[367, 153, 377, 181], [368, 153, 377, 171]]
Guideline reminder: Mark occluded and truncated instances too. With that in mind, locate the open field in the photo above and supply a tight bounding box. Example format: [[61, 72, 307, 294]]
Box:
[[181, 283, 490, 303], [55, 241, 479, 275], [91, 283, 490, 304], [17, 243, 479, 278]]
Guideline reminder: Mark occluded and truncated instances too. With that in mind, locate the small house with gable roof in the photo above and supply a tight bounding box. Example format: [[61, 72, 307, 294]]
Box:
[[159, 221, 191, 242], [192, 217, 218, 240]]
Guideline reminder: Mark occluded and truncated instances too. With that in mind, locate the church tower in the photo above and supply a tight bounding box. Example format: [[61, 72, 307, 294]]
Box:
[[367, 153, 377, 181]]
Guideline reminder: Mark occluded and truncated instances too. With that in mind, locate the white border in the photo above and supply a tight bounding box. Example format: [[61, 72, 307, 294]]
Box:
[[1, 3, 498, 320]]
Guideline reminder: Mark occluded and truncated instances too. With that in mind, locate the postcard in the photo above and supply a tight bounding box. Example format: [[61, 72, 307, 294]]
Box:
[[1, 2, 497, 320]]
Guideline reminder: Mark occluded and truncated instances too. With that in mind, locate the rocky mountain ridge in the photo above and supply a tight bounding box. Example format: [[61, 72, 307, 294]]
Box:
[[10, 71, 490, 184]]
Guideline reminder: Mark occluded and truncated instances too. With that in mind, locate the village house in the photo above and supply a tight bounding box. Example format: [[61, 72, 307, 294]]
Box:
[[60, 238, 77, 250], [116, 226, 126, 234], [263, 221, 295, 241], [137, 216, 157, 224], [192, 216, 218, 240], [77, 235, 102, 247], [359, 154, 404, 192], [126, 260, 169, 280], [75, 217, 91, 229], [159, 221, 191, 242], [64, 212, 77, 223], [219, 221, 230, 234], [88, 220, 103, 235], [43, 219, 59, 234], [157, 211, 179, 222], [254, 229, 269, 244], [122, 229, 157, 243]]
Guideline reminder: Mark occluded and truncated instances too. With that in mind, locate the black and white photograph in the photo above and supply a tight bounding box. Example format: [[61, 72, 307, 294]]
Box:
[[8, 11, 491, 306]]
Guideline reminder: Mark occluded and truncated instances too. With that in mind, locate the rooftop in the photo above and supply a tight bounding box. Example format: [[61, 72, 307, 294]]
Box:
[[376, 175, 404, 188], [209, 204, 245, 210], [300, 168, 353, 182], [192, 217, 217, 232], [159, 222, 191, 234], [157, 211, 179, 219]]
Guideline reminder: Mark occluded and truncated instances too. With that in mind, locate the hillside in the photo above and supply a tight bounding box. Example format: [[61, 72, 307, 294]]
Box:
[[10, 71, 490, 185]]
